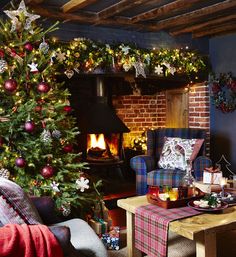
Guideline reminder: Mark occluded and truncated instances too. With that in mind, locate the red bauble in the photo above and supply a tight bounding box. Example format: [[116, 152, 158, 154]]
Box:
[[24, 120, 35, 133], [37, 82, 51, 93], [35, 105, 42, 112], [15, 157, 26, 168], [63, 144, 73, 153], [24, 42, 33, 52], [4, 79, 18, 92], [41, 164, 55, 178], [63, 105, 72, 113]]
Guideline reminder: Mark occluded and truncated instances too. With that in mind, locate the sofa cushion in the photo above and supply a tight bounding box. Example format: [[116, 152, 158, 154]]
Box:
[[0, 178, 43, 225], [54, 218, 108, 257], [158, 137, 204, 171]]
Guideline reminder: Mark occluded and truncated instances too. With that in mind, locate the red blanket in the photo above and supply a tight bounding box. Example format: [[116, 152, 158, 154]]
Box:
[[0, 224, 64, 257]]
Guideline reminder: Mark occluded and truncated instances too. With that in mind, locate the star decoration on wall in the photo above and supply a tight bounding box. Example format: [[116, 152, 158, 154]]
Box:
[[27, 62, 38, 72], [133, 61, 146, 78], [4, 0, 40, 33], [154, 65, 163, 75], [56, 51, 66, 62]]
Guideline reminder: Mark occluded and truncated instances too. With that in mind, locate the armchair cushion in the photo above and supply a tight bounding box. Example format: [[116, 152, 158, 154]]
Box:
[[0, 178, 42, 225], [158, 137, 204, 170], [147, 168, 185, 188]]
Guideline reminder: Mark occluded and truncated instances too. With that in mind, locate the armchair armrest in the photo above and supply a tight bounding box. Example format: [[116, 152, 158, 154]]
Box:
[[130, 155, 157, 195], [30, 196, 64, 225], [193, 156, 212, 181]]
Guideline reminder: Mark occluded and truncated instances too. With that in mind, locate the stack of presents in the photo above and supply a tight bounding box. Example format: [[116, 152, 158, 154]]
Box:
[[195, 165, 223, 193], [88, 200, 120, 251]]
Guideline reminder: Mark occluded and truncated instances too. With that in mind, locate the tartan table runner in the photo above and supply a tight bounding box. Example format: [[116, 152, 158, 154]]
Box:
[[135, 204, 201, 257]]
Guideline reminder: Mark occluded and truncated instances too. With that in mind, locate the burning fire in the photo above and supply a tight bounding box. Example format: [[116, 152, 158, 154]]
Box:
[[89, 134, 106, 150]]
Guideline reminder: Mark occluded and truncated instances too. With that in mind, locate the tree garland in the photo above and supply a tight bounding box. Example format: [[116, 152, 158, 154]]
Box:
[[211, 73, 236, 113]]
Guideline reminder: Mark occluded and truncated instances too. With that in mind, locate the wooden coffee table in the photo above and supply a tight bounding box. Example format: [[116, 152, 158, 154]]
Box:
[[117, 195, 236, 257]]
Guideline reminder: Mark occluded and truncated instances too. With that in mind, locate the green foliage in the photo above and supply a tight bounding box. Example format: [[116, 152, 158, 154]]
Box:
[[0, 2, 101, 218]]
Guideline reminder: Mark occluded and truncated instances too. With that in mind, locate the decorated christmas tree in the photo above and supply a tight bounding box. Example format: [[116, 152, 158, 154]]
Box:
[[0, 1, 101, 217]]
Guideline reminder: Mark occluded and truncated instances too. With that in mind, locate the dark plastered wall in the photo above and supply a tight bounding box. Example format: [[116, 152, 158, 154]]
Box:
[[209, 34, 236, 174]]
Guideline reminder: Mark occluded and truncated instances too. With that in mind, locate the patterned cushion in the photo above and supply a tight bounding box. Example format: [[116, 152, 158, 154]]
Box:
[[158, 137, 204, 170], [0, 178, 43, 225]]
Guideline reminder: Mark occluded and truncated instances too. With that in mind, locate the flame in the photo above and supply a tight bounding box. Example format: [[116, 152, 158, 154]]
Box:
[[90, 134, 106, 149]]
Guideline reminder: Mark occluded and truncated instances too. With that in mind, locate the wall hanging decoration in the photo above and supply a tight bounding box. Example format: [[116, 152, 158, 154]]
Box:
[[210, 72, 236, 113]]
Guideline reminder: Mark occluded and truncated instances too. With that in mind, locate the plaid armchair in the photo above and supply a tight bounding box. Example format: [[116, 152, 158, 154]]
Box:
[[130, 128, 212, 195]]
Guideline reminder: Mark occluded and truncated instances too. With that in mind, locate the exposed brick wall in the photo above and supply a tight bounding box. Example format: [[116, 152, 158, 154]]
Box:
[[113, 82, 210, 155], [188, 82, 210, 155]]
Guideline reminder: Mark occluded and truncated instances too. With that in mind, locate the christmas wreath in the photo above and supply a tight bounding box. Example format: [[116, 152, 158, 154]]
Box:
[[211, 73, 236, 113]]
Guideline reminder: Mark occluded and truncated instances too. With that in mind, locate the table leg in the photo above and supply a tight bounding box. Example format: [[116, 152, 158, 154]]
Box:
[[195, 231, 217, 257], [126, 211, 142, 257]]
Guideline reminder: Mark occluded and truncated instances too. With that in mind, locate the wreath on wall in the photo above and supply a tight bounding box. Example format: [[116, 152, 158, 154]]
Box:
[[211, 72, 236, 113]]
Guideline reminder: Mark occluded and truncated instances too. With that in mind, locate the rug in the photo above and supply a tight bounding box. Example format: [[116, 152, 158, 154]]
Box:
[[107, 229, 196, 257]]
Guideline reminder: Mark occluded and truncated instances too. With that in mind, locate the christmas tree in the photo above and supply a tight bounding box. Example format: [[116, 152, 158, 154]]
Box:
[[0, 1, 101, 218]]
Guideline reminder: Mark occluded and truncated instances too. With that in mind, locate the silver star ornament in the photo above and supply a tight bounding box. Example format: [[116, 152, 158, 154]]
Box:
[[4, 0, 40, 33]]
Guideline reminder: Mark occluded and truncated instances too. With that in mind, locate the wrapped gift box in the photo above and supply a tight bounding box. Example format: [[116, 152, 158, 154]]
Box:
[[203, 167, 222, 184], [101, 226, 120, 250], [88, 218, 108, 235]]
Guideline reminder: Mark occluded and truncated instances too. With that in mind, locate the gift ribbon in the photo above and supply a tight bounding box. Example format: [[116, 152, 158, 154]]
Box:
[[94, 216, 106, 234]]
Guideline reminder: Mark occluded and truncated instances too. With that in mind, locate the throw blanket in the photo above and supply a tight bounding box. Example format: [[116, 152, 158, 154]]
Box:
[[0, 224, 63, 257], [135, 204, 201, 257]]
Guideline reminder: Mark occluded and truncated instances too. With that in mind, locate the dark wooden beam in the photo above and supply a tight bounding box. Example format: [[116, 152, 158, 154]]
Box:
[[131, 0, 206, 23], [193, 21, 236, 38], [29, 5, 98, 23], [170, 14, 236, 36], [62, 0, 98, 13], [26, 0, 46, 3], [97, 0, 150, 20], [145, 0, 236, 32]]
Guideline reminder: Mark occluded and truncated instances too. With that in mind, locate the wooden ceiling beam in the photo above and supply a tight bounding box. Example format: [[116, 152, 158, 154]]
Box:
[[170, 14, 236, 36], [145, 0, 236, 32], [62, 0, 98, 13], [193, 22, 236, 38], [29, 5, 98, 23], [131, 0, 205, 23], [26, 0, 46, 3], [97, 0, 149, 20]]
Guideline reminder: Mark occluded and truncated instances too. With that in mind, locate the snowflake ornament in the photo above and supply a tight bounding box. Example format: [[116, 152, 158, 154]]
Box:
[[154, 65, 163, 75], [50, 181, 60, 192], [56, 51, 66, 62], [76, 177, 89, 192], [27, 62, 38, 72]]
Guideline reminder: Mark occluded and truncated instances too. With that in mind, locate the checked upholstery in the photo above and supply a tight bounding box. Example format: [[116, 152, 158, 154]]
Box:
[[130, 128, 212, 195]]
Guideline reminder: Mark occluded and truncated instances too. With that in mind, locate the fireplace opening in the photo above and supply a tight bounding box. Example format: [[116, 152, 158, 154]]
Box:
[[87, 133, 120, 161]]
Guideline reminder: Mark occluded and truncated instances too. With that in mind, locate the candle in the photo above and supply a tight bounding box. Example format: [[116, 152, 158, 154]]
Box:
[[220, 177, 228, 186]]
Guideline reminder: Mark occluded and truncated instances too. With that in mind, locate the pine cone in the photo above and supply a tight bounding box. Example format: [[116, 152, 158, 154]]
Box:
[[0, 168, 10, 179], [52, 130, 61, 139], [40, 129, 52, 144]]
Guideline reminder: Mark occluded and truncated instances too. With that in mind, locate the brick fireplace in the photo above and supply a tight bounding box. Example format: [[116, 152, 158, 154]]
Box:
[[112, 82, 210, 155]]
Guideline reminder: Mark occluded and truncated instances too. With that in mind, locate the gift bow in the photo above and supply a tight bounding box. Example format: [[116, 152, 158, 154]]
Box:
[[204, 167, 221, 173]]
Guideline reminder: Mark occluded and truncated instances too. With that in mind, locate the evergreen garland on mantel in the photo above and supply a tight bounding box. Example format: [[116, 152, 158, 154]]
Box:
[[52, 38, 208, 81]]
